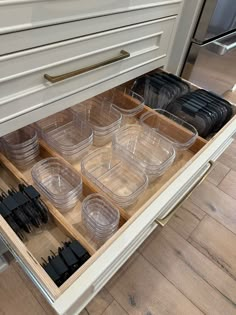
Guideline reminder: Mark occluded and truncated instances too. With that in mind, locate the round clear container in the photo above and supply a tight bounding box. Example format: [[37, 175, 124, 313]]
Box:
[[81, 148, 148, 208], [140, 109, 198, 151]]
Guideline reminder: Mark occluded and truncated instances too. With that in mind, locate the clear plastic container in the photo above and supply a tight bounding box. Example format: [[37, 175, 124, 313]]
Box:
[[81, 148, 148, 208], [35, 111, 93, 162], [32, 157, 82, 212], [140, 109, 198, 151], [70, 99, 122, 146], [113, 125, 175, 182], [35, 110, 74, 136], [82, 194, 120, 245], [111, 87, 144, 124], [1, 126, 39, 169], [2, 126, 38, 149]]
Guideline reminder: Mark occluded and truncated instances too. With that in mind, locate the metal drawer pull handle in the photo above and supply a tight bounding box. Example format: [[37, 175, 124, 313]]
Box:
[[44, 50, 130, 83], [155, 161, 213, 227], [207, 33, 236, 56]]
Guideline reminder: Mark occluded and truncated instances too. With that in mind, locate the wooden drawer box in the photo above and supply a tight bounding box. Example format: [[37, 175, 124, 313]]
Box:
[[0, 74, 236, 314], [0, 17, 176, 135]]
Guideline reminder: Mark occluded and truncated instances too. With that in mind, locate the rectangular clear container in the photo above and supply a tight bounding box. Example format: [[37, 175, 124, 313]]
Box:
[[81, 193, 120, 245], [112, 125, 176, 182], [32, 157, 83, 212], [140, 109, 198, 151], [35, 111, 93, 162], [1, 126, 39, 169], [81, 148, 148, 208]]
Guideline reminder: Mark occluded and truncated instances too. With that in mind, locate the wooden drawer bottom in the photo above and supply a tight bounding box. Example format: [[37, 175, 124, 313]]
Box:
[[0, 70, 236, 315]]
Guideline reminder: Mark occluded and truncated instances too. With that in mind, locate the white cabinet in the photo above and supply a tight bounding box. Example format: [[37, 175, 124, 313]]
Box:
[[1, 2, 236, 315], [0, 17, 176, 133]]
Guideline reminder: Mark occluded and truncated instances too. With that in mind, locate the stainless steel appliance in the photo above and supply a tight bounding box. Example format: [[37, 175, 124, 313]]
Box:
[[182, 0, 236, 95]]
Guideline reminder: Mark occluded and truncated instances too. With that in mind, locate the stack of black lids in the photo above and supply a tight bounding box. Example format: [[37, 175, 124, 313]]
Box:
[[133, 73, 233, 138], [166, 89, 233, 138], [132, 72, 190, 109]]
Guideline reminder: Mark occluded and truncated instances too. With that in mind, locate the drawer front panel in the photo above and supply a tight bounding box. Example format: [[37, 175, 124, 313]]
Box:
[[0, 17, 176, 128], [56, 222, 157, 315], [0, 3, 181, 55], [0, 0, 181, 33]]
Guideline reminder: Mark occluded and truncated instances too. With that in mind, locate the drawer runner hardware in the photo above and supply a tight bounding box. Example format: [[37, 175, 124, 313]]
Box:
[[155, 161, 213, 226], [44, 50, 130, 83]]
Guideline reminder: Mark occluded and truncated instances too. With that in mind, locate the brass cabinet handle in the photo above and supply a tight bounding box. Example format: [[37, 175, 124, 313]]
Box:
[[155, 161, 214, 227], [44, 50, 130, 83]]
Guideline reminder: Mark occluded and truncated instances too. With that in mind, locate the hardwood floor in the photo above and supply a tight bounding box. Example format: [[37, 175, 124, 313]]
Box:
[[1, 141, 236, 315]]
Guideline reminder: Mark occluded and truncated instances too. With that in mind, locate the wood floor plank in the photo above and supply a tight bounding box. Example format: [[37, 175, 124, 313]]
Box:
[[0, 264, 48, 315], [142, 226, 236, 308], [102, 301, 128, 315], [189, 181, 236, 234], [167, 202, 203, 239], [218, 170, 236, 199], [207, 161, 230, 186], [13, 262, 56, 315], [189, 216, 236, 281], [182, 199, 205, 220], [80, 289, 114, 315], [107, 253, 204, 315], [218, 140, 236, 171], [141, 226, 236, 315]]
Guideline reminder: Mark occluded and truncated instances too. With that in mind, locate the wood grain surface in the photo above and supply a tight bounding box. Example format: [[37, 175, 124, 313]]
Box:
[[189, 216, 236, 281], [1, 139, 236, 314]]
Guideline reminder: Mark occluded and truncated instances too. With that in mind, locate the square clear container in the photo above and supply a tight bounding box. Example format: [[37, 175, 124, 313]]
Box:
[[31, 157, 83, 212], [70, 99, 122, 146], [112, 125, 176, 182], [140, 109, 198, 151], [81, 148, 148, 208], [100, 87, 144, 125], [112, 87, 144, 115], [34, 110, 74, 136]]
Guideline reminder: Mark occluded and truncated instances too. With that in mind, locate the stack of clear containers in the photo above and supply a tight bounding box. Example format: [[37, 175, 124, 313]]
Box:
[[140, 109, 198, 151], [70, 98, 122, 146], [1, 126, 39, 169], [32, 157, 82, 212], [82, 194, 120, 245], [112, 125, 176, 182], [111, 87, 145, 125], [35, 110, 93, 162], [81, 148, 148, 208], [96, 87, 144, 125]]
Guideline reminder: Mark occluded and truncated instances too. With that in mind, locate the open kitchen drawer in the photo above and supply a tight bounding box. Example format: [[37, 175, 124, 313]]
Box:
[[0, 71, 236, 315]]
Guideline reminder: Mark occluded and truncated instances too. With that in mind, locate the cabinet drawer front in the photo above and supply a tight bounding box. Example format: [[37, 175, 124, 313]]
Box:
[[0, 17, 176, 130], [0, 0, 181, 33], [0, 2, 181, 55]]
